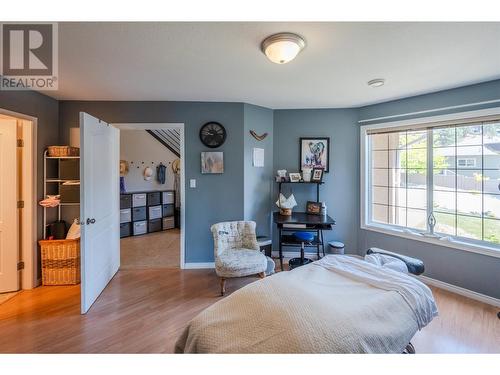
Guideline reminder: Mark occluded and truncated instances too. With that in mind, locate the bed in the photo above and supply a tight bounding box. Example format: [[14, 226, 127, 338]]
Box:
[[175, 254, 437, 354]]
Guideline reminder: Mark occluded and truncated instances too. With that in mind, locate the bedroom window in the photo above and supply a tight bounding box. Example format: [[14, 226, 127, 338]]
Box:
[[361, 110, 500, 254]]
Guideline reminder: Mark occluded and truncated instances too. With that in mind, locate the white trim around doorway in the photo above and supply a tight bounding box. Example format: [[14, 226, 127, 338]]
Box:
[[112, 122, 186, 269]]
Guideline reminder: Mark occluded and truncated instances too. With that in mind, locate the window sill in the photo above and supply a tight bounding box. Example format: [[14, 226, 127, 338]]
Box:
[[361, 223, 500, 259]]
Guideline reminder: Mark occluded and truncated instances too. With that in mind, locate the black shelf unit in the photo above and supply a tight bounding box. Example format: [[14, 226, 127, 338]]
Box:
[[120, 189, 176, 238], [277, 181, 324, 203], [274, 180, 335, 270]]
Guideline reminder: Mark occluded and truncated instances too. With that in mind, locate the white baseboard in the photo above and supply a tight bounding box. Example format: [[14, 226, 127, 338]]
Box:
[[418, 275, 500, 307], [183, 262, 215, 269]]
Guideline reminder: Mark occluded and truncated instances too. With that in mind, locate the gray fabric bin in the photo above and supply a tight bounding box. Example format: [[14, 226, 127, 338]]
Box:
[[132, 193, 147, 207], [148, 218, 162, 233], [147, 192, 161, 206], [162, 191, 175, 204], [120, 194, 132, 209], [162, 204, 175, 217], [148, 205, 162, 220], [120, 223, 131, 238], [133, 220, 147, 236], [162, 217, 175, 230], [132, 206, 147, 221], [120, 209, 131, 223]]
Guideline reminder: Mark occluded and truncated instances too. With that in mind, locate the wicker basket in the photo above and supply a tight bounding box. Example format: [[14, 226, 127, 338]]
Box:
[[39, 238, 80, 285], [47, 146, 80, 157]]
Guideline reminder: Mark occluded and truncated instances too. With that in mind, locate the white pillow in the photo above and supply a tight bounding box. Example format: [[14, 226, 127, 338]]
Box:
[[66, 219, 81, 239]]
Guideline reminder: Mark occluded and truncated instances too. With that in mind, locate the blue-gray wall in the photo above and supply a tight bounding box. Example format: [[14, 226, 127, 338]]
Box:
[[3, 78, 500, 298], [358, 79, 500, 298], [59, 101, 245, 263], [243, 104, 274, 237], [273, 109, 360, 254]]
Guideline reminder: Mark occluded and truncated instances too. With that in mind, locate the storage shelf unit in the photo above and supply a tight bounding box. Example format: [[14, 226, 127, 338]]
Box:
[[42, 150, 80, 239], [120, 190, 176, 238]]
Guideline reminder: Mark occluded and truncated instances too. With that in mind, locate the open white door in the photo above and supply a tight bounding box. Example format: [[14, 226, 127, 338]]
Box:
[[0, 119, 19, 293], [80, 112, 120, 314]]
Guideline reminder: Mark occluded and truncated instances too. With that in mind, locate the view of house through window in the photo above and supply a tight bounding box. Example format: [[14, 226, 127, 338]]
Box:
[[369, 120, 500, 245]]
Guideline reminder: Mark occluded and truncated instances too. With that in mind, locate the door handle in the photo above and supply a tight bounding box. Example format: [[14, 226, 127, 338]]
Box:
[[86, 218, 96, 225]]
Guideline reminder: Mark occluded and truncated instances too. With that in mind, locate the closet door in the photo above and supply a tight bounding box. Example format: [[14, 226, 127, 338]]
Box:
[[0, 119, 19, 293], [80, 112, 119, 314]]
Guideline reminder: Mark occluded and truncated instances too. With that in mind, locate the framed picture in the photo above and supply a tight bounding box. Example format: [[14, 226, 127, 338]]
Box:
[[289, 172, 301, 182], [311, 168, 324, 182], [306, 201, 322, 215], [299, 137, 330, 172], [201, 152, 224, 174]]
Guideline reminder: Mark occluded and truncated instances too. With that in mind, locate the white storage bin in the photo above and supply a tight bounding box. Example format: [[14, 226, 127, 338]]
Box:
[[133, 220, 147, 236], [132, 193, 147, 207], [120, 208, 131, 223], [148, 205, 162, 220], [162, 191, 174, 204], [162, 217, 175, 230]]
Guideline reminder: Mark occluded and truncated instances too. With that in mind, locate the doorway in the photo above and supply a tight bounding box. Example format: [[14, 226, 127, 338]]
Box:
[[79, 115, 186, 313], [117, 125, 183, 269], [0, 108, 37, 298]]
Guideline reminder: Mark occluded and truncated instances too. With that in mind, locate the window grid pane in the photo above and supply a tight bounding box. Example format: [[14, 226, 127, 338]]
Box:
[[370, 130, 426, 231], [370, 120, 500, 246]]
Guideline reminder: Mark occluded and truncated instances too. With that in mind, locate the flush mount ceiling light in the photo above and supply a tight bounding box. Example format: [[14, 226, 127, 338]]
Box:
[[368, 78, 385, 88], [261, 33, 306, 64]]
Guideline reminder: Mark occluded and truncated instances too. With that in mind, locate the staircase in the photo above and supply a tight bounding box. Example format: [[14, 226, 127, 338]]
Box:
[[146, 129, 180, 157]]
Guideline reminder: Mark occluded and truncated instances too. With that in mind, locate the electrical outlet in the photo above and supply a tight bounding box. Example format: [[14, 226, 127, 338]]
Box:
[[190, 179, 196, 188]]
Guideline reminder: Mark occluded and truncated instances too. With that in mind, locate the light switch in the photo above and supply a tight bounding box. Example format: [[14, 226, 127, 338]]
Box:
[[190, 179, 196, 188]]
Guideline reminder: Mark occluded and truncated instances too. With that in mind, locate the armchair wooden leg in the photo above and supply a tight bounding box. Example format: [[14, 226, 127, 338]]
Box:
[[258, 272, 266, 279], [220, 277, 226, 296]]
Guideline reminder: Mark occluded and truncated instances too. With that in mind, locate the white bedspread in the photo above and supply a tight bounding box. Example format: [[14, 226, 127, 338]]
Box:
[[314, 256, 438, 330], [175, 256, 437, 353]]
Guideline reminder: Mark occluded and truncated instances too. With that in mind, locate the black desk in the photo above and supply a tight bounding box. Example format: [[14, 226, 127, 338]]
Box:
[[273, 212, 336, 270]]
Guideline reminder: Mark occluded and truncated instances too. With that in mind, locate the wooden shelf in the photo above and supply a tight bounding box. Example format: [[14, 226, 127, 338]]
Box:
[[45, 156, 80, 159]]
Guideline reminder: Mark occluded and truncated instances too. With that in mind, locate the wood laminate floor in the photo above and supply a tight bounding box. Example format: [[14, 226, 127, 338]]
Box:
[[120, 229, 180, 269], [0, 267, 498, 353]]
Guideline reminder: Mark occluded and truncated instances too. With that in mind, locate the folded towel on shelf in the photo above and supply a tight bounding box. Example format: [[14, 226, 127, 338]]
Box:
[[39, 195, 61, 208]]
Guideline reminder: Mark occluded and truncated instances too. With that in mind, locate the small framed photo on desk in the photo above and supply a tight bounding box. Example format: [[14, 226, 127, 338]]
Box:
[[306, 201, 322, 215]]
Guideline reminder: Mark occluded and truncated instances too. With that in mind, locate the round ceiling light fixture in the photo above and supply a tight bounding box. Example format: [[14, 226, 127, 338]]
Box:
[[368, 78, 385, 88], [261, 33, 306, 64]]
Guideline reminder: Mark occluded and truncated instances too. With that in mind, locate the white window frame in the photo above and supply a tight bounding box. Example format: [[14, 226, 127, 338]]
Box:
[[360, 107, 500, 259]]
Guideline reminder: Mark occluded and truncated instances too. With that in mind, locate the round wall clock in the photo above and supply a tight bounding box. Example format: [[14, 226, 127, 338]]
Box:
[[199, 122, 227, 148]]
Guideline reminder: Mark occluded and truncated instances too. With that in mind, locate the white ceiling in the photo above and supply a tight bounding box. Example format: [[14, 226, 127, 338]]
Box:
[[46, 22, 500, 108]]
